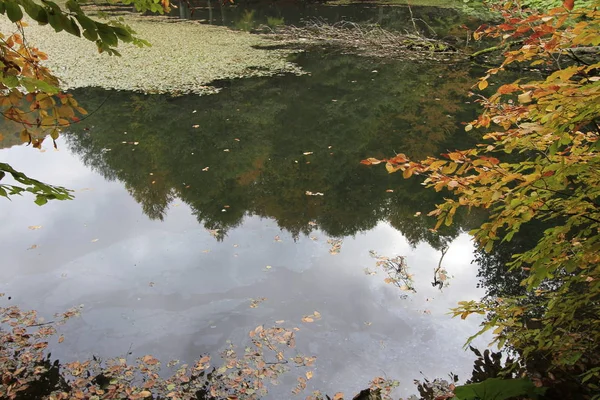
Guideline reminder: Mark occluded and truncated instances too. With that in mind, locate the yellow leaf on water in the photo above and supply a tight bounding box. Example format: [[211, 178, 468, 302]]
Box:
[[58, 335, 64, 343], [27, 244, 38, 250], [91, 239, 99, 243], [333, 393, 344, 400], [302, 317, 314, 323], [306, 371, 313, 380], [139, 390, 152, 397], [478, 79, 489, 90], [28, 226, 42, 230]]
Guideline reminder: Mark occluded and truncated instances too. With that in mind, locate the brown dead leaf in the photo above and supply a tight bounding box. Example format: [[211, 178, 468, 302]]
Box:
[[333, 393, 344, 400], [27, 244, 38, 250], [58, 335, 64, 343]]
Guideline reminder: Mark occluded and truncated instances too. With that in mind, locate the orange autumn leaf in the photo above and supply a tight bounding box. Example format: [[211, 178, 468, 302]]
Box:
[[563, 0, 574, 10]]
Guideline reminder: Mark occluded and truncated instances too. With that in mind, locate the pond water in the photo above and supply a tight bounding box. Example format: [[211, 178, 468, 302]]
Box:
[[0, 10, 495, 398]]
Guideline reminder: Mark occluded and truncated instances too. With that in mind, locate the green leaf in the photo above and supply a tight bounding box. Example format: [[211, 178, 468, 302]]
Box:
[[21, 0, 48, 24], [76, 14, 98, 41], [453, 378, 546, 400], [5, 1, 23, 22], [64, 17, 81, 37], [3, 75, 19, 88], [96, 23, 118, 47], [34, 195, 48, 206], [112, 26, 133, 42]]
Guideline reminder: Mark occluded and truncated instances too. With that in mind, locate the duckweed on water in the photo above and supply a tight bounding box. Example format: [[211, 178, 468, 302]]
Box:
[[0, 14, 304, 95]]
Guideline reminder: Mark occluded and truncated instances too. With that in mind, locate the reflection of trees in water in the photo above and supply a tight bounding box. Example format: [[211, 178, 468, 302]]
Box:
[[66, 53, 480, 247]]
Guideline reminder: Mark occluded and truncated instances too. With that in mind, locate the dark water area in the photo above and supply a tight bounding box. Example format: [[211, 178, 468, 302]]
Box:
[[1, 36, 496, 398], [171, 0, 481, 38]]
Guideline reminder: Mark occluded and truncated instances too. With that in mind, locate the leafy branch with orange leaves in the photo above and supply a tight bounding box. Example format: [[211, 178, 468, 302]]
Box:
[[363, 0, 600, 396], [0, 0, 169, 203]]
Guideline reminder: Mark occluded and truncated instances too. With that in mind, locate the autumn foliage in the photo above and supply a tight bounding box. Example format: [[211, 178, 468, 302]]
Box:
[[364, 0, 600, 396]]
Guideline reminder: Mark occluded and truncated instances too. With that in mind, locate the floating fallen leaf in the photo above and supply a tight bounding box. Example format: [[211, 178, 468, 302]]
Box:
[[192, 124, 200, 128], [91, 239, 99, 243], [414, 212, 422, 216], [363, 268, 376, 276], [364, 322, 372, 326], [27, 244, 38, 250], [310, 236, 318, 241], [202, 167, 209, 171], [302, 311, 322, 323], [333, 392, 344, 400], [234, 138, 240, 141], [233, 244, 238, 247], [327, 239, 343, 255], [275, 320, 285, 324], [207, 229, 220, 237], [192, 110, 197, 113], [305, 191, 324, 196], [265, 265, 272, 269], [202, 250, 210, 253], [274, 235, 282, 242], [303, 151, 313, 155], [58, 335, 64, 343], [149, 282, 155, 287], [223, 149, 230, 152], [308, 221, 317, 226], [306, 371, 313, 380], [249, 297, 267, 308], [28, 226, 42, 230], [133, 142, 139, 145], [151, 181, 156, 184]]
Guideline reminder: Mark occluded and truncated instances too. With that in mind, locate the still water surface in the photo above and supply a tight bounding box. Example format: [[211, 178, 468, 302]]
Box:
[[1, 44, 489, 396]]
